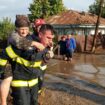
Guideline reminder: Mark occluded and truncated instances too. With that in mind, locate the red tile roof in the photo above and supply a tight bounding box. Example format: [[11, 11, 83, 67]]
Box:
[[46, 10, 105, 25]]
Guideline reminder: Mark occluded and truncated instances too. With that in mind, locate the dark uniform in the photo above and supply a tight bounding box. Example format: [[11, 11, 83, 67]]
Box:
[[31, 34, 49, 93], [0, 32, 33, 79], [0, 34, 48, 105], [10, 32, 49, 93]]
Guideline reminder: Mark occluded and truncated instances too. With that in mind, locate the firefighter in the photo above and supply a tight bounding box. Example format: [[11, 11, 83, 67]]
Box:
[[31, 18, 48, 94], [1, 16, 51, 105], [0, 23, 54, 105]]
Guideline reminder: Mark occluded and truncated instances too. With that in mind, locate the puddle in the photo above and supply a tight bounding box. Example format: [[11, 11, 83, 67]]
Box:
[[46, 53, 105, 96]]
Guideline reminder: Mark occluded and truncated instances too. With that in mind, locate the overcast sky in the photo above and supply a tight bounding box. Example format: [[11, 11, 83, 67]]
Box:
[[0, 0, 95, 22]]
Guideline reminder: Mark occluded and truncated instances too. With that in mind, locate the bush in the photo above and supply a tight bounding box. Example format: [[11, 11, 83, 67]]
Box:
[[0, 17, 15, 40]]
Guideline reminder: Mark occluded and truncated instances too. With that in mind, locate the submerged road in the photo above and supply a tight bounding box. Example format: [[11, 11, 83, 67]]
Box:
[[41, 53, 105, 105]]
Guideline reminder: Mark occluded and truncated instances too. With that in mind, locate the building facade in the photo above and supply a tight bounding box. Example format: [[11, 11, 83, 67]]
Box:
[[46, 10, 105, 36]]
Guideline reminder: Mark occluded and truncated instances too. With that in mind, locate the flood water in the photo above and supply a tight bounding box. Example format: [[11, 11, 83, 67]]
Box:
[[45, 53, 105, 96]]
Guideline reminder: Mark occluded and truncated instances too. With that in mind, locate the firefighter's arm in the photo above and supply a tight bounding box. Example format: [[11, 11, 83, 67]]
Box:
[[0, 49, 10, 78], [0, 58, 7, 76]]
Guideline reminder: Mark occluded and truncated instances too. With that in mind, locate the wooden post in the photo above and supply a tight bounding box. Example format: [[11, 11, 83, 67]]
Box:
[[91, 0, 104, 52], [84, 28, 88, 51]]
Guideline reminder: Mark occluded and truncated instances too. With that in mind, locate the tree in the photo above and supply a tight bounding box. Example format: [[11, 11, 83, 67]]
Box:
[[29, 0, 50, 21], [0, 17, 14, 40], [28, 0, 66, 21], [48, 0, 66, 15], [89, 0, 105, 18]]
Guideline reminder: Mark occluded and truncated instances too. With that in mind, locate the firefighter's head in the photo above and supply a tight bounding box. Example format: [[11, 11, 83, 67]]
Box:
[[38, 24, 54, 47], [15, 15, 30, 37], [33, 19, 46, 33]]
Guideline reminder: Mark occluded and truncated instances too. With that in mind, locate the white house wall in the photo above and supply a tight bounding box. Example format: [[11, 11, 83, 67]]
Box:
[[53, 25, 105, 35], [90, 29, 105, 35]]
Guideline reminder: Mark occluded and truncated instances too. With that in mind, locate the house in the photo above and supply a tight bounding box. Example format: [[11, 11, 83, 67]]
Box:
[[46, 10, 105, 36], [46, 10, 105, 52]]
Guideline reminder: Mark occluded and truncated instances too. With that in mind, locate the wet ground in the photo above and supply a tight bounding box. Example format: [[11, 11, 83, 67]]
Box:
[[39, 53, 105, 105]]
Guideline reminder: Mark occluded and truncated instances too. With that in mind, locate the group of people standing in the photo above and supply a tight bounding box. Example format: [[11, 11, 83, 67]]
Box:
[[0, 15, 54, 105], [58, 34, 76, 61]]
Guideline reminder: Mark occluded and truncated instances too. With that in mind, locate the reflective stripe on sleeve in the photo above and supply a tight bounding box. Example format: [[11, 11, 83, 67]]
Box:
[[0, 58, 7, 66], [6, 45, 42, 68], [16, 57, 41, 68], [40, 65, 47, 71]]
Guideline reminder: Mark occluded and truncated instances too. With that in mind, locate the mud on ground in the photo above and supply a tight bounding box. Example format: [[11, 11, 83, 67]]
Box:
[[6, 87, 103, 105], [39, 88, 98, 105]]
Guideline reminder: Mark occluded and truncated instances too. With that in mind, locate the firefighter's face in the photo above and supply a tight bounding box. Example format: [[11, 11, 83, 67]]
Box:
[[39, 30, 54, 47], [17, 27, 29, 37]]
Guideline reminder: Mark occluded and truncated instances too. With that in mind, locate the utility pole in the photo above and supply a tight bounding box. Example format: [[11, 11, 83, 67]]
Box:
[[91, 0, 104, 52]]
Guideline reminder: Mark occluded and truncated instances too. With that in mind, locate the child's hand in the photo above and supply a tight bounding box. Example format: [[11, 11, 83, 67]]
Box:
[[31, 41, 45, 51]]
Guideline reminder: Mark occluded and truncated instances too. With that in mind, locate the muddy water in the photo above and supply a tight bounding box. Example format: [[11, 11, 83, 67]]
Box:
[[43, 53, 105, 105], [47, 54, 105, 86]]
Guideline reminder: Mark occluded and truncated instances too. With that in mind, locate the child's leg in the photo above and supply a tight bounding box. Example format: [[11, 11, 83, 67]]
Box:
[[0, 76, 13, 105]]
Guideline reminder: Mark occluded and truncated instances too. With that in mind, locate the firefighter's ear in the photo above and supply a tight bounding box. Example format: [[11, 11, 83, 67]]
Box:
[[38, 32, 42, 38]]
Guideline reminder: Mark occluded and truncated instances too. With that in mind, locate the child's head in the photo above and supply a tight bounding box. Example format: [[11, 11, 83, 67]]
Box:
[[15, 15, 30, 37]]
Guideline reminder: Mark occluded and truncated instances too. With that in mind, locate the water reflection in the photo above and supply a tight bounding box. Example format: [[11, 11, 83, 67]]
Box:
[[46, 53, 105, 95]]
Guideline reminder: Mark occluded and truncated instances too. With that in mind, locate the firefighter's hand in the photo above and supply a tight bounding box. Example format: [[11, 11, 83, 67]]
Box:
[[47, 47, 54, 58], [48, 50, 54, 58], [31, 41, 45, 51]]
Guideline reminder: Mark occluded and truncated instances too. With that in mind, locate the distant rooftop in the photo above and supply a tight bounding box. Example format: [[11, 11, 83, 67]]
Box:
[[46, 10, 105, 25]]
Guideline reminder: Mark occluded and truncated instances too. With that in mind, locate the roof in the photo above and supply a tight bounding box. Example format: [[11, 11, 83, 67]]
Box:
[[46, 10, 105, 25]]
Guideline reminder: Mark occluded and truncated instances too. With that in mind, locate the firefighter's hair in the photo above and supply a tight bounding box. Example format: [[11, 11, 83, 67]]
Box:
[[39, 24, 55, 35]]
